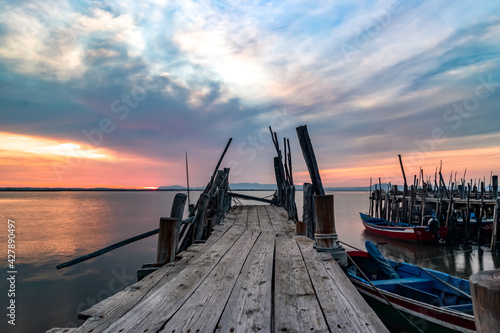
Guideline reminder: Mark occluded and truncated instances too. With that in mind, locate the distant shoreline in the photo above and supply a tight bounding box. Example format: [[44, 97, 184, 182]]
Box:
[[0, 188, 369, 192]]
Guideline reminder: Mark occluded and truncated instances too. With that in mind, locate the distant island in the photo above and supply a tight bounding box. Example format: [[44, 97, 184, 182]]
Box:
[[0, 183, 378, 191]]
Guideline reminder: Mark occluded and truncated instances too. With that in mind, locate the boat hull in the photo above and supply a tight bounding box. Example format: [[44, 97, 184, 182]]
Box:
[[352, 282, 475, 333], [360, 213, 448, 243], [346, 250, 475, 333]]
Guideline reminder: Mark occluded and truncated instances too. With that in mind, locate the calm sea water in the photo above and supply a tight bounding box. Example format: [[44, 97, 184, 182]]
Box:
[[0, 191, 498, 332]]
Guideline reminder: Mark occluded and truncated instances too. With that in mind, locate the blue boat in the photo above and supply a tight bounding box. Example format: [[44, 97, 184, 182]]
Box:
[[344, 241, 475, 332]]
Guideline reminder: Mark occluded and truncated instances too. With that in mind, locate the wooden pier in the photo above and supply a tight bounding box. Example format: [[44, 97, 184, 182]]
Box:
[[49, 205, 387, 333], [48, 126, 391, 333]]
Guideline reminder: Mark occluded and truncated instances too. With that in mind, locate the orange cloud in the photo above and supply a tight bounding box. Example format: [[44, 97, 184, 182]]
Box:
[[0, 132, 179, 188]]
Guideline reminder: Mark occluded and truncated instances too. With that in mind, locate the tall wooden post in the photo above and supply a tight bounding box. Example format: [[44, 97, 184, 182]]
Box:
[[392, 185, 398, 222], [378, 178, 383, 219], [491, 176, 499, 251], [313, 194, 346, 265], [478, 182, 485, 244], [274, 157, 283, 206], [157, 217, 178, 265], [369, 177, 373, 216], [420, 183, 427, 225], [303, 183, 315, 239], [470, 269, 500, 332]]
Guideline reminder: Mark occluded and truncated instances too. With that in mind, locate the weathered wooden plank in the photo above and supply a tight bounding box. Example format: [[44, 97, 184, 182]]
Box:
[[257, 205, 274, 233], [162, 230, 260, 333], [296, 237, 389, 332], [75, 224, 246, 333], [97, 225, 247, 333], [78, 207, 242, 326], [246, 205, 261, 231], [234, 205, 249, 228], [216, 233, 275, 332], [265, 205, 290, 236], [274, 235, 329, 333], [273, 205, 296, 235]]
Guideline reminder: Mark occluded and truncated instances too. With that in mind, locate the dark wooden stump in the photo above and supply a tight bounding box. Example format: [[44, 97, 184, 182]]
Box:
[[470, 269, 500, 332]]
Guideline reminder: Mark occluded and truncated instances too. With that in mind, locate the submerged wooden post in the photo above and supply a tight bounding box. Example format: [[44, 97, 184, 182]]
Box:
[[157, 217, 178, 265], [470, 269, 500, 332], [313, 194, 346, 266]]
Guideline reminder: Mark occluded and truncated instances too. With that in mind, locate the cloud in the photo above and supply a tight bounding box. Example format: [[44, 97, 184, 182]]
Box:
[[0, 0, 499, 187]]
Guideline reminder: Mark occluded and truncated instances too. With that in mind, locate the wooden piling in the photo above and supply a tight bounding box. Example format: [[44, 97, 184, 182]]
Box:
[[470, 269, 500, 332], [313, 195, 336, 249], [303, 183, 315, 239], [295, 221, 307, 236], [420, 183, 427, 225], [156, 217, 178, 265], [392, 185, 398, 222], [491, 176, 499, 251]]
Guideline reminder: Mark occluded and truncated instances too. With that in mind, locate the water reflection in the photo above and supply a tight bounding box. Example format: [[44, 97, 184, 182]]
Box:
[[0, 190, 498, 333]]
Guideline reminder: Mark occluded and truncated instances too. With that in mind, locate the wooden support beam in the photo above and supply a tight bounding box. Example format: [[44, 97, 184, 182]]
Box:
[[296, 125, 325, 196], [227, 192, 275, 204]]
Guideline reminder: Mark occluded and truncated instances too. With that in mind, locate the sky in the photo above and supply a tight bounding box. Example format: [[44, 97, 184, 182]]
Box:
[[0, 0, 499, 188]]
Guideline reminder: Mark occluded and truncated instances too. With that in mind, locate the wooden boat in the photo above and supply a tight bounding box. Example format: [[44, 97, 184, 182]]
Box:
[[360, 213, 448, 243], [345, 241, 475, 333]]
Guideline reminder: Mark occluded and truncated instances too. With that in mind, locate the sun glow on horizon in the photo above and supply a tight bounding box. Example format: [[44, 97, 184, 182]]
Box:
[[0, 132, 114, 161]]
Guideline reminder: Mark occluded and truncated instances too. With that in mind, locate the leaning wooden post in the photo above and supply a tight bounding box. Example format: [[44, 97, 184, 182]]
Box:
[[490, 176, 499, 251], [470, 269, 500, 332], [313, 194, 347, 266], [296, 125, 325, 196], [156, 217, 178, 265]]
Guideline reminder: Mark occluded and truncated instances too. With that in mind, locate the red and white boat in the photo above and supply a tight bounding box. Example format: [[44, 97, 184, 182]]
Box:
[[360, 213, 448, 243]]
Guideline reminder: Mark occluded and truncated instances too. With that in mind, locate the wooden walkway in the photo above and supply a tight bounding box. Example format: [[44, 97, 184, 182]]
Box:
[[49, 206, 388, 333]]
